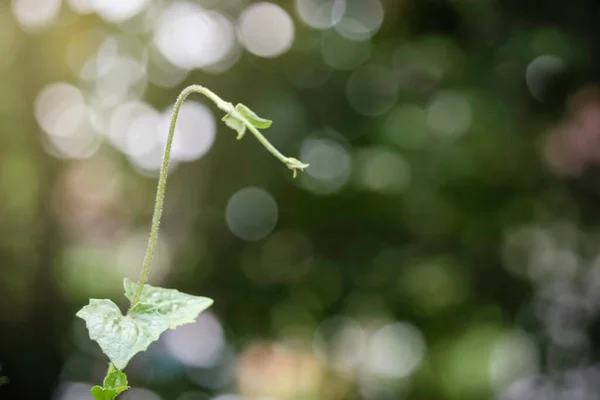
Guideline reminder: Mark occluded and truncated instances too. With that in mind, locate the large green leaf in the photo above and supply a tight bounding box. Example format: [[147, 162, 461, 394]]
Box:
[[90, 364, 129, 400], [77, 279, 213, 370]]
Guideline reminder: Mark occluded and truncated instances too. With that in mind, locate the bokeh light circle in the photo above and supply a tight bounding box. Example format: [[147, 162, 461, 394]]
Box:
[[226, 187, 278, 241], [347, 64, 398, 116], [90, 0, 148, 23], [526, 55, 564, 102], [426, 90, 472, 139], [334, 0, 384, 41], [365, 322, 426, 378], [295, 0, 346, 29], [35, 83, 86, 139], [158, 101, 216, 162], [321, 30, 371, 71], [355, 146, 411, 193], [12, 0, 62, 30], [153, 2, 236, 70], [239, 2, 295, 58], [300, 137, 352, 194], [164, 312, 225, 368], [35, 82, 100, 159], [313, 316, 367, 375]]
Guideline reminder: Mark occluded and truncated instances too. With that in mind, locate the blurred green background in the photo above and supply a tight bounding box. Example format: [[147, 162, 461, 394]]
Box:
[[2, 0, 600, 399]]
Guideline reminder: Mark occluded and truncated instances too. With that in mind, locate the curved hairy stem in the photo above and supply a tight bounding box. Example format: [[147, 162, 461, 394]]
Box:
[[129, 85, 307, 309]]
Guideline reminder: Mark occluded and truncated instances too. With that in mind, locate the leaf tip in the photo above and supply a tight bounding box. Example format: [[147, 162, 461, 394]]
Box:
[[235, 103, 273, 129]]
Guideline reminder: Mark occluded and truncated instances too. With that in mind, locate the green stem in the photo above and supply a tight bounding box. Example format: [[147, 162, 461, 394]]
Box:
[[129, 85, 306, 309], [245, 123, 287, 163]]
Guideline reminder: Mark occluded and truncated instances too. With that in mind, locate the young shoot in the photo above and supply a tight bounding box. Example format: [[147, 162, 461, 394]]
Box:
[[76, 85, 308, 399]]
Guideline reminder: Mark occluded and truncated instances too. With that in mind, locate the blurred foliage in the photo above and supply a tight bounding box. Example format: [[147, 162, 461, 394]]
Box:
[[2, 0, 600, 399]]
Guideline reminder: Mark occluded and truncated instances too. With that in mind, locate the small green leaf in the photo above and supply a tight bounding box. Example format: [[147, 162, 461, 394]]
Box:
[[91, 364, 129, 400], [222, 113, 246, 140], [103, 364, 128, 388], [235, 103, 273, 129], [221, 104, 272, 140], [76, 280, 213, 370]]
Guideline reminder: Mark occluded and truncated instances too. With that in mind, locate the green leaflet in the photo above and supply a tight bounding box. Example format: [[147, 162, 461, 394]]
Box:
[[222, 113, 247, 139], [76, 279, 213, 370], [222, 103, 273, 140], [90, 364, 129, 400], [235, 103, 273, 129]]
